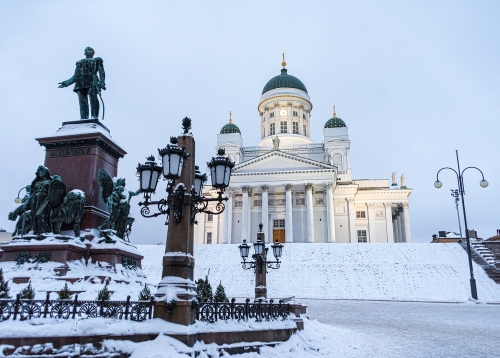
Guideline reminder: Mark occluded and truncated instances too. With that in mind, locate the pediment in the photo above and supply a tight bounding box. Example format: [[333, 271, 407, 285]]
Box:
[[233, 151, 335, 174]]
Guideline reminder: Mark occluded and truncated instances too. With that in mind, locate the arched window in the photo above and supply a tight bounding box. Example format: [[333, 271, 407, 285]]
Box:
[[332, 153, 342, 166]]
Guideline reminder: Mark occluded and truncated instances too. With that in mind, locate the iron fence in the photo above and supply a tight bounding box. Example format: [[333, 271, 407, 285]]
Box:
[[197, 298, 289, 323], [0, 294, 154, 322]]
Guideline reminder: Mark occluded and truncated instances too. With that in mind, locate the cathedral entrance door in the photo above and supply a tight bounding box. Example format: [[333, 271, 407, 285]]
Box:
[[273, 219, 286, 243]]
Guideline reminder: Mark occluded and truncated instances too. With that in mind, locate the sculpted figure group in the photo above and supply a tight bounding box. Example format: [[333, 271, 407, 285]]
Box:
[[8, 166, 86, 238]]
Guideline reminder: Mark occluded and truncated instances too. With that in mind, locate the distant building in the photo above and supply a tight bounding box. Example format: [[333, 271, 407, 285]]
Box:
[[195, 59, 412, 245], [0, 229, 12, 246]]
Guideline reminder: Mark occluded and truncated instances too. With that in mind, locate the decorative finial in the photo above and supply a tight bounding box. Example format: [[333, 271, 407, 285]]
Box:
[[333, 105, 336, 118], [229, 111, 232, 124], [281, 52, 286, 68]]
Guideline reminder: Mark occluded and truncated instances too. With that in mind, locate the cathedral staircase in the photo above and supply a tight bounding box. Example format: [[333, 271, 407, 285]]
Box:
[[461, 242, 500, 284]]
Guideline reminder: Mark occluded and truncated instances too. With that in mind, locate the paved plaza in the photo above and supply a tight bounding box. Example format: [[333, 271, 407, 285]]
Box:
[[302, 299, 500, 357]]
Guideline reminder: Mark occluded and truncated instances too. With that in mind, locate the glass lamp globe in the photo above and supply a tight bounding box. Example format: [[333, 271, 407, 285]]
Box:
[[480, 180, 489, 188], [434, 181, 443, 189]]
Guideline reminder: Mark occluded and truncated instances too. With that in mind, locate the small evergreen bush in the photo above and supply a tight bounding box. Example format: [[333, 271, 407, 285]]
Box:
[[0, 268, 10, 299], [20, 282, 35, 300], [214, 281, 229, 303], [57, 282, 71, 300], [196, 276, 213, 304], [96, 283, 112, 301], [138, 283, 151, 301]]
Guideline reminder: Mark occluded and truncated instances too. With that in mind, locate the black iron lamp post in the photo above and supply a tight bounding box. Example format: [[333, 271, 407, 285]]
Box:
[[134, 118, 235, 326], [434, 150, 488, 300], [238, 224, 284, 300]]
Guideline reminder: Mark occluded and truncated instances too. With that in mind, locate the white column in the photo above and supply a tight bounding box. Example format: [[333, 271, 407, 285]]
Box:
[[241, 186, 250, 243], [287, 102, 292, 133], [402, 202, 412, 243], [305, 183, 315, 243], [221, 192, 229, 244], [393, 219, 397, 243], [396, 214, 403, 243], [247, 188, 252, 240], [384, 202, 394, 243], [198, 212, 205, 245], [285, 184, 294, 243], [347, 198, 356, 243], [326, 183, 336, 243], [261, 185, 269, 243], [367, 203, 376, 243], [213, 206, 219, 244], [227, 190, 233, 244]]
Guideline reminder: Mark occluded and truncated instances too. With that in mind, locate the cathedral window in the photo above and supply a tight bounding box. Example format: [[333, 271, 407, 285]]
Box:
[[207, 232, 212, 244], [270, 123, 275, 135], [280, 121, 288, 133], [270, 112, 275, 118], [356, 211, 366, 218], [273, 219, 285, 228], [207, 214, 213, 221], [303, 124, 307, 136], [293, 111, 298, 117], [293, 122, 299, 134], [357, 230, 367, 243], [303, 113, 307, 120], [332, 153, 342, 166]]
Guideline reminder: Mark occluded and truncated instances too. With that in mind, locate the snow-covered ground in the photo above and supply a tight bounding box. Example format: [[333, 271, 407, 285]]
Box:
[[139, 243, 500, 303]]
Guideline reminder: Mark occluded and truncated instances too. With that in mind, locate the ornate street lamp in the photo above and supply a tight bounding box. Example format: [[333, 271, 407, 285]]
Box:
[[137, 119, 234, 226], [190, 148, 235, 224], [434, 150, 488, 300], [239, 224, 283, 300]]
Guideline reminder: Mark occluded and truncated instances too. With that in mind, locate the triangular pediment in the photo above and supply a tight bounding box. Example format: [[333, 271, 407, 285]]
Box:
[[233, 150, 335, 174]]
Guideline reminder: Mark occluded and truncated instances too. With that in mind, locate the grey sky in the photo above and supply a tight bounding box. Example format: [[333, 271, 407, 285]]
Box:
[[0, 1, 498, 243]]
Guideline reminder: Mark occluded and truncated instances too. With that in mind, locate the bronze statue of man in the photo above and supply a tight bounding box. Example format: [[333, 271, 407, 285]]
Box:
[[58, 47, 106, 120]]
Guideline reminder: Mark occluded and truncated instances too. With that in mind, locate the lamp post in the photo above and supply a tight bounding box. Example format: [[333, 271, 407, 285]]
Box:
[[238, 224, 284, 300], [434, 150, 488, 300], [450, 189, 463, 243], [135, 117, 234, 325]]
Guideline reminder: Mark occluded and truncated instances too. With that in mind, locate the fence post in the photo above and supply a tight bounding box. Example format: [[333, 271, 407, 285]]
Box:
[[269, 299, 274, 321], [214, 300, 218, 322], [43, 292, 50, 318], [258, 298, 262, 322], [13, 294, 21, 321], [72, 295, 78, 319], [125, 295, 130, 320], [148, 296, 154, 319], [99, 298, 104, 317], [231, 298, 235, 320], [245, 298, 250, 321]]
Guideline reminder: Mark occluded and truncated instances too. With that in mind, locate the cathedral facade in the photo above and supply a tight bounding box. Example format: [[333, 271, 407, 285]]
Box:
[[194, 59, 412, 245]]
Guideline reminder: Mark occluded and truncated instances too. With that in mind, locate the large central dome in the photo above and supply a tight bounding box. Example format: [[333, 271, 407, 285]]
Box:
[[262, 68, 308, 94]]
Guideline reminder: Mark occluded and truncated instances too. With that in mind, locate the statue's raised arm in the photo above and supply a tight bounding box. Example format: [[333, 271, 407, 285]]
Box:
[[58, 47, 106, 120]]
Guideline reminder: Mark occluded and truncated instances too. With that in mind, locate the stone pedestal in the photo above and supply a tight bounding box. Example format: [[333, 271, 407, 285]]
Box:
[[35, 120, 127, 231]]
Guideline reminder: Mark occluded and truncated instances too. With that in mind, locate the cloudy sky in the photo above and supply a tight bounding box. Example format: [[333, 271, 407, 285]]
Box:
[[0, 1, 498, 243]]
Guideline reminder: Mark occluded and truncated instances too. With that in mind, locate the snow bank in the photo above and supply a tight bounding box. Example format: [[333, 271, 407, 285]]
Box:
[[138, 243, 500, 303]]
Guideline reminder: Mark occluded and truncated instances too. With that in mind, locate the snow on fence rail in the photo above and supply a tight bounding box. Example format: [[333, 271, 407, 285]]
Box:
[[197, 298, 289, 323], [0, 295, 154, 322]]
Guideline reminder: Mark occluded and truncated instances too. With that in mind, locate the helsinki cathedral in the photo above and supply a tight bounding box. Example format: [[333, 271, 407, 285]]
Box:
[[194, 56, 412, 245]]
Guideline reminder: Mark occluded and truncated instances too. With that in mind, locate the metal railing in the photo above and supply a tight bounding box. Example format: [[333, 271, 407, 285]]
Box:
[[197, 298, 289, 323], [0, 294, 154, 322]]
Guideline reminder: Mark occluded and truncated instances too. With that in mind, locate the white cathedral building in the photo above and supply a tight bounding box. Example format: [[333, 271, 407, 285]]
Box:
[[194, 58, 412, 245]]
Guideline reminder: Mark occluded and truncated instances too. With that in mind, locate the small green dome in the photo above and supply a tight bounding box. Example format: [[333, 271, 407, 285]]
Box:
[[220, 122, 241, 134], [262, 69, 308, 94], [324, 116, 346, 128]]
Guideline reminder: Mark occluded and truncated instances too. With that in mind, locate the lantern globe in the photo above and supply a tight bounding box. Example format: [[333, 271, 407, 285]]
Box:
[[194, 165, 208, 197], [434, 180, 443, 189], [253, 239, 264, 256], [158, 137, 189, 180], [271, 240, 284, 259], [239, 240, 250, 258], [137, 156, 162, 193], [480, 179, 489, 188], [207, 148, 235, 189]]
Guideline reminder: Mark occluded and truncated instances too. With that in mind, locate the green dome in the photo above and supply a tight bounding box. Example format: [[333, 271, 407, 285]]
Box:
[[262, 69, 308, 94], [220, 122, 241, 134], [324, 116, 346, 128]]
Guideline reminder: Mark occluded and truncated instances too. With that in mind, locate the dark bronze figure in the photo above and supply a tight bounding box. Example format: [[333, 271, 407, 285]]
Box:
[[8, 186, 33, 236], [97, 169, 140, 239], [51, 190, 86, 237], [58, 47, 106, 120]]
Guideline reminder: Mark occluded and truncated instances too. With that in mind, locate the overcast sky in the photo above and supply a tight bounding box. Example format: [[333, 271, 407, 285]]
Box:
[[0, 1, 499, 243]]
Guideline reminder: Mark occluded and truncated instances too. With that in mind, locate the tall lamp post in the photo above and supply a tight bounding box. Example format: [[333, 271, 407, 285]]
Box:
[[135, 118, 234, 325], [238, 224, 284, 300], [434, 150, 488, 300]]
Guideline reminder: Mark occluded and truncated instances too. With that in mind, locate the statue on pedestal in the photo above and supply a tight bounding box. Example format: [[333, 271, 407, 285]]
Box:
[[272, 136, 280, 150], [58, 47, 106, 120], [400, 174, 407, 188], [97, 169, 140, 240], [391, 172, 397, 186]]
